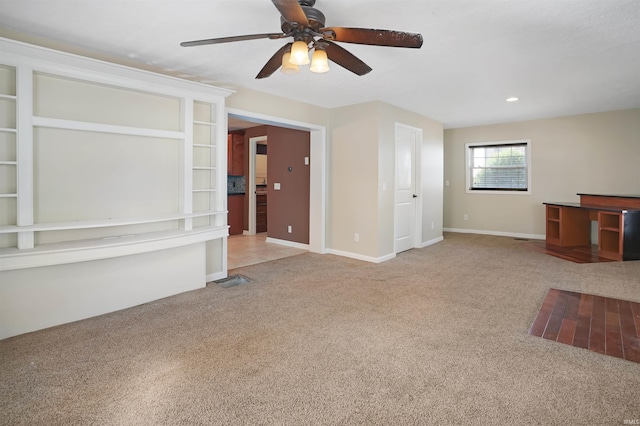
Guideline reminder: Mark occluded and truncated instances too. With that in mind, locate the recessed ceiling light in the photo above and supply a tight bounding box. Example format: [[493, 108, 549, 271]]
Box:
[[506, 97, 519, 102]]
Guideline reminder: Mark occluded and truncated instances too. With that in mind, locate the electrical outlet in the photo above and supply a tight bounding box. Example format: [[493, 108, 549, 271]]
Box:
[[274, 183, 281, 190], [464, 214, 468, 221], [287, 225, 292, 233], [354, 233, 359, 242], [431, 222, 435, 229]]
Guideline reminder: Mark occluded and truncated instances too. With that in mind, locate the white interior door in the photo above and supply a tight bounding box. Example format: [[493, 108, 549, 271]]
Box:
[[394, 125, 418, 253]]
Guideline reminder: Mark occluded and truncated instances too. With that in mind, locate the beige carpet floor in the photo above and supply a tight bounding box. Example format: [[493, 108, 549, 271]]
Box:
[[1, 233, 639, 425]]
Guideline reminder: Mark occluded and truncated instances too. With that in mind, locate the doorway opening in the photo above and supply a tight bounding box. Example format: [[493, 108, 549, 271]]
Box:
[[247, 135, 267, 236], [226, 109, 326, 270]]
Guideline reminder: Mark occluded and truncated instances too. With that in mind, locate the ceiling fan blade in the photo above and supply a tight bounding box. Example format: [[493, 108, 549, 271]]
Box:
[[256, 42, 294, 79], [271, 0, 309, 27], [180, 33, 284, 47], [324, 41, 372, 76], [321, 27, 423, 48]]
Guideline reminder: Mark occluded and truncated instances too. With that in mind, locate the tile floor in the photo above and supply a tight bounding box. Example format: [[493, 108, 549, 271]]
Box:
[[529, 288, 640, 363], [227, 233, 307, 270]]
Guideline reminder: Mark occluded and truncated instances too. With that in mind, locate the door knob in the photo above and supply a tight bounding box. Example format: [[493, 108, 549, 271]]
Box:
[[412, 194, 418, 198]]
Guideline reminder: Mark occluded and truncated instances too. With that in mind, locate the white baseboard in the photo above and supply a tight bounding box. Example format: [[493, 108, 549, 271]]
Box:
[[327, 249, 396, 264], [265, 237, 309, 250], [326, 237, 445, 264], [418, 236, 444, 248], [443, 228, 545, 240]]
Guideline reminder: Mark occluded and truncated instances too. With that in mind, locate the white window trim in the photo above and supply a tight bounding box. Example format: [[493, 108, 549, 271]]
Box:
[[465, 139, 532, 195]]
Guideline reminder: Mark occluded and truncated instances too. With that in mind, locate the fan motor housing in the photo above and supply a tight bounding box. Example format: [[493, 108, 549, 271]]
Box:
[[281, 5, 326, 34]]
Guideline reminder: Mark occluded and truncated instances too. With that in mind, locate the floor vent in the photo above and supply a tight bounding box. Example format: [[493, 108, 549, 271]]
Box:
[[213, 274, 252, 288]]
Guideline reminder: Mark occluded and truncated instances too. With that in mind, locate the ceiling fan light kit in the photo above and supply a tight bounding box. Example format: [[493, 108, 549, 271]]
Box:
[[180, 0, 423, 79], [290, 40, 311, 65], [310, 48, 329, 73], [280, 51, 299, 74]]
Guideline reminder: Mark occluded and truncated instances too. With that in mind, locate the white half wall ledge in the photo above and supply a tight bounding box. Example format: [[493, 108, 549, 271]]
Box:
[[443, 228, 546, 240], [0, 243, 206, 340], [0, 227, 228, 272]]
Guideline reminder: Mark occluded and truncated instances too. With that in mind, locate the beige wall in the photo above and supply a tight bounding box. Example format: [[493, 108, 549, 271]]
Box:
[[378, 103, 444, 254], [444, 109, 640, 237], [329, 101, 444, 260], [226, 86, 330, 128], [329, 102, 381, 257]]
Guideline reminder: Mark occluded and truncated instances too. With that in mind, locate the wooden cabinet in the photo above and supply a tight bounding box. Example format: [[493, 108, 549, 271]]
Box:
[[544, 194, 640, 261], [598, 211, 622, 261], [545, 205, 561, 246], [256, 193, 267, 233], [228, 194, 244, 235], [545, 205, 590, 247], [227, 133, 244, 176]]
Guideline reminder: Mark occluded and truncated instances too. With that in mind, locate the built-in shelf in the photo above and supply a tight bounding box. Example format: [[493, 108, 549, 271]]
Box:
[[545, 205, 561, 245], [32, 116, 185, 140], [599, 212, 621, 230], [191, 103, 217, 231], [0, 40, 235, 339], [598, 211, 623, 260], [0, 225, 229, 272], [0, 51, 228, 260], [0, 210, 225, 234]]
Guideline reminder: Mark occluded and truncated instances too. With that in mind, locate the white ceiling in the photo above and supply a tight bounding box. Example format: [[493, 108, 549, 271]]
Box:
[[1, 0, 639, 129]]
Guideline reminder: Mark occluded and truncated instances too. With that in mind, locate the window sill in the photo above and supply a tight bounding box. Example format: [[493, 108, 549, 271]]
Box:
[[466, 189, 531, 195]]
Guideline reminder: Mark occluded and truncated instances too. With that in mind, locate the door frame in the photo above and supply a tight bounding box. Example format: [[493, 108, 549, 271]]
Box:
[[394, 122, 423, 252], [226, 108, 326, 254], [247, 135, 267, 235]]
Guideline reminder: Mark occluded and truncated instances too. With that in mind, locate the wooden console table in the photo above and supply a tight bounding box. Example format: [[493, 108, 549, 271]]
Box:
[[544, 194, 640, 261]]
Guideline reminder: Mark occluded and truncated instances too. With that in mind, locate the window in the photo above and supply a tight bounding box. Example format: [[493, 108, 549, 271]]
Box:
[[465, 140, 531, 193]]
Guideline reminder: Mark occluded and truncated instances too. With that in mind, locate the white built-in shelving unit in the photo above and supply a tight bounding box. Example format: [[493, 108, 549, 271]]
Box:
[[0, 65, 17, 250], [192, 102, 219, 229], [0, 38, 232, 273]]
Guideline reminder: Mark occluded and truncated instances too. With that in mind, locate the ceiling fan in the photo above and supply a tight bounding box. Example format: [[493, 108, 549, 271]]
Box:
[[180, 0, 423, 79]]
